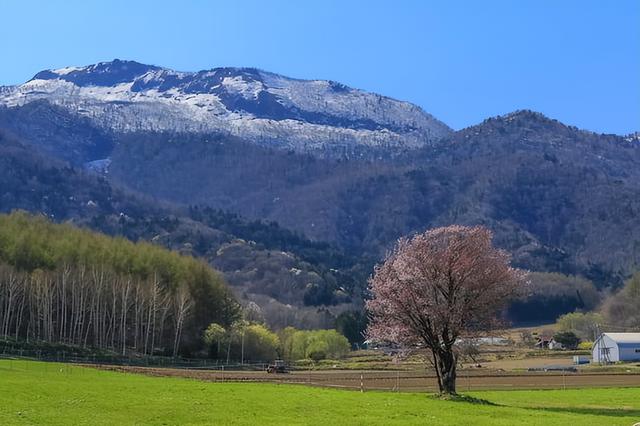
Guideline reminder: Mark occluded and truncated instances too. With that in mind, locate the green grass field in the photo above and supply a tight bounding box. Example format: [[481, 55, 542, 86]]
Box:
[[0, 360, 638, 425]]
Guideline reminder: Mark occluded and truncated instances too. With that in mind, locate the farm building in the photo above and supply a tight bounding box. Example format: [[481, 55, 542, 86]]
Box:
[[592, 333, 640, 363], [534, 333, 564, 350]]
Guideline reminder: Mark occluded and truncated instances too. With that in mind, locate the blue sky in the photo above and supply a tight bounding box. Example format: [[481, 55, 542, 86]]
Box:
[[0, 0, 638, 134]]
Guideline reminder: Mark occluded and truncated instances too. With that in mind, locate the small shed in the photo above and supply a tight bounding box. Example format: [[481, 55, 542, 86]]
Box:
[[535, 333, 554, 349], [592, 333, 640, 363], [548, 339, 564, 350]]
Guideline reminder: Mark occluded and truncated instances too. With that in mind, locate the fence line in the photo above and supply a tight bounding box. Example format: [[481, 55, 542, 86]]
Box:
[[0, 346, 272, 371]]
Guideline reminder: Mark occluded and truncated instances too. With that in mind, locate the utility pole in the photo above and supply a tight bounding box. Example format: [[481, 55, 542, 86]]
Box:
[[597, 323, 601, 365]]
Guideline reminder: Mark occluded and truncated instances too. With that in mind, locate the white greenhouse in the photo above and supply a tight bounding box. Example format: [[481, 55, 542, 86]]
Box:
[[592, 333, 640, 363]]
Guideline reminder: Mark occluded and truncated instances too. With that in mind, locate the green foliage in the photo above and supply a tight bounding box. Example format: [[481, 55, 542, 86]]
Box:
[[552, 331, 580, 350], [277, 327, 297, 360], [203, 323, 226, 358], [210, 321, 279, 361], [307, 340, 329, 362], [0, 336, 114, 358], [577, 341, 593, 350], [555, 312, 603, 341], [280, 328, 350, 361], [335, 310, 368, 346], [203, 323, 226, 345], [242, 324, 279, 361], [0, 211, 240, 354]]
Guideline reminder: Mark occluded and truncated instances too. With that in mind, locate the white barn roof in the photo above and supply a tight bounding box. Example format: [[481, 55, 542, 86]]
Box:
[[602, 333, 640, 343]]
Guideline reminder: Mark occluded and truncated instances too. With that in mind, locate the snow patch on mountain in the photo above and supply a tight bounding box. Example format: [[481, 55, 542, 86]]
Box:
[[85, 158, 111, 174], [0, 60, 452, 155], [53, 66, 83, 75]]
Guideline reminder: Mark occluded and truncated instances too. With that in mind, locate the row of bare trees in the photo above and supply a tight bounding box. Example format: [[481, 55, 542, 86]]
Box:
[[0, 212, 240, 356], [0, 262, 192, 356]]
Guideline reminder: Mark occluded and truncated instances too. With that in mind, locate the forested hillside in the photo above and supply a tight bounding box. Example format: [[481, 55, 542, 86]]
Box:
[[0, 129, 133, 219], [105, 112, 640, 287], [0, 131, 365, 329], [0, 212, 239, 355]]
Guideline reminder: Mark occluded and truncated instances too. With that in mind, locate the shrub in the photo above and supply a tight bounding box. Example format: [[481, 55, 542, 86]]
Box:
[[578, 341, 593, 350], [553, 331, 580, 350], [555, 312, 603, 341], [279, 328, 350, 361], [307, 340, 329, 362], [242, 324, 279, 361], [203, 323, 226, 358]]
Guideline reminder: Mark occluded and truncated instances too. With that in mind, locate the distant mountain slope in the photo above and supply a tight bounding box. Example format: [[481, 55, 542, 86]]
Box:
[[103, 111, 640, 286], [0, 59, 451, 157], [0, 131, 364, 329], [0, 101, 116, 165], [0, 130, 131, 219]]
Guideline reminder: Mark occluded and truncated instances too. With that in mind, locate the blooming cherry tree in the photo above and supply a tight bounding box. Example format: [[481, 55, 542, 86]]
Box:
[[366, 225, 527, 395]]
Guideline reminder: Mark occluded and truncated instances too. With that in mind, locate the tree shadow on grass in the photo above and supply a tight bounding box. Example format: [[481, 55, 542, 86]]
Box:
[[429, 393, 498, 406], [431, 394, 640, 419], [522, 405, 640, 418]]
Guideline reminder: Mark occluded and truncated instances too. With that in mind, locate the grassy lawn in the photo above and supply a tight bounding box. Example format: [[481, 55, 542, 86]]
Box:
[[0, 360, 639, 425]]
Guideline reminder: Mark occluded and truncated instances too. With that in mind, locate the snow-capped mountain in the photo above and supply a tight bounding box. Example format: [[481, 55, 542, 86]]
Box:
[[0, 59, 451, 154]]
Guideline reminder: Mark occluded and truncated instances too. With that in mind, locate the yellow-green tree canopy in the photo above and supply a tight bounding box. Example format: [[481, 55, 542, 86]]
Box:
[[0, 211, 240, 355]]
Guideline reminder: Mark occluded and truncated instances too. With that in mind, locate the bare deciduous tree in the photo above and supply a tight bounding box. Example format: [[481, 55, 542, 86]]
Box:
[[0, 262, 193, 356]]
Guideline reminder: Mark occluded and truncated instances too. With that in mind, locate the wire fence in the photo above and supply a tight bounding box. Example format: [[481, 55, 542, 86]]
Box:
[[0, 345, 272, 370]]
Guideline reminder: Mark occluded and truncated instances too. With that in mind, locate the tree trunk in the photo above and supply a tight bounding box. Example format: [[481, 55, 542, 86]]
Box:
[[434, 349, 457, 395]]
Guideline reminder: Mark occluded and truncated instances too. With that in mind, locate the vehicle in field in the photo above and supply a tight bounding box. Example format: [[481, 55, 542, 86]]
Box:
[[266, 360, 287, 374]]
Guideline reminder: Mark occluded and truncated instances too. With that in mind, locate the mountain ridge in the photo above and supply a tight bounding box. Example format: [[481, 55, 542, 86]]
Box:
[[1, 59, 451, 156]]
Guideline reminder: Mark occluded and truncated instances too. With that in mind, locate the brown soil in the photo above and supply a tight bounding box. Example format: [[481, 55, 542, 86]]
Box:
[[89, 364, 640, 392]]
